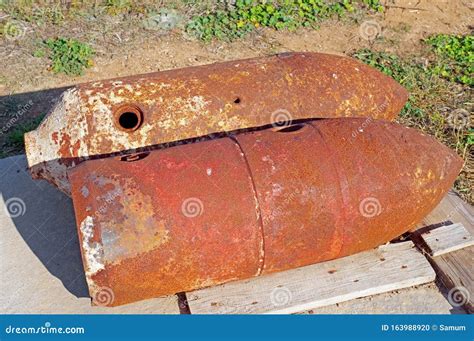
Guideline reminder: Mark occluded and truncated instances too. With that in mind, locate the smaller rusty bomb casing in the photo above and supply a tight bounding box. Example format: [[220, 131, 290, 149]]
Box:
[[68, 118, 462, 307], [24, 52, 408, 195]]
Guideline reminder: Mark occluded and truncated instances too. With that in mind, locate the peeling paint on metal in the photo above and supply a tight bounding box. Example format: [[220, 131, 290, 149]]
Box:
[[79, 216, 105, 278], [25, 52, 409, 194], [68, 118, 461, 306]]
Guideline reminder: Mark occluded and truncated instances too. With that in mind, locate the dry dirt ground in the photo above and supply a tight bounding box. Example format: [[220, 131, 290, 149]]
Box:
[[1, 0, 472, 107]]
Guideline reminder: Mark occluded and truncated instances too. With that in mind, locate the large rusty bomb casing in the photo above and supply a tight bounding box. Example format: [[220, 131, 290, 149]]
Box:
[[68, 118, 462, 306], [25, 52, 408, 194]]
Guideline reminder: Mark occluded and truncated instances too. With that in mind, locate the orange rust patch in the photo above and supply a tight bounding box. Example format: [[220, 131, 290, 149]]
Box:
[[68, 118, 461, 306], [27, 52, 409, 194]]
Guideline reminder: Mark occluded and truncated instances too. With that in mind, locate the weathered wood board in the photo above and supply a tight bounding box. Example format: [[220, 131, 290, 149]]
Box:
[[417, 223, 474, 256], [413, 191, 474, 314], [186, 241, 436, 314], [430, 248, 473, 314]]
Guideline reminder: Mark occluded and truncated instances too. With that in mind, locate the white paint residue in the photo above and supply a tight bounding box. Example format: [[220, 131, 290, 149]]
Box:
[[108, 91, 125, 104], [80, 186, 90, 198], [262, 155, 277, 173], [80, 216, 104, 276], [272, 183, 283, 196], [25, 88, 86, 166], [157, 95, 210, 131]]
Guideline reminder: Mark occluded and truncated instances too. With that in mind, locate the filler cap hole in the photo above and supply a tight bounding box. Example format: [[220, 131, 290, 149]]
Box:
[[119, 112, 139, 129], [115, 105, 143, 132]]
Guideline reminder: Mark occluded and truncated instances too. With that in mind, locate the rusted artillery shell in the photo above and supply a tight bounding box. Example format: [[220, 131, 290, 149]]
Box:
[[25, 52, 408, 194], [68, 118, 462, 306]]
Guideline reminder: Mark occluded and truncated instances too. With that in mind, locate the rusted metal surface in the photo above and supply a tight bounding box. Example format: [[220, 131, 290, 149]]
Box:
[[25, 52, 408, 195], [68, 118, 462, 306]]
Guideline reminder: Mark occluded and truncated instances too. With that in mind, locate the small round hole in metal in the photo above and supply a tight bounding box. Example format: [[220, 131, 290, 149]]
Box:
[[114, 105, 143, 132]]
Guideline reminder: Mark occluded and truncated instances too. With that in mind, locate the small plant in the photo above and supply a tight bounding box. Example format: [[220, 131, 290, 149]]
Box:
[[186, 0, 383, 41], [40, 38, 94, 76], [425, 34, 473, 86], [360, 0, 384, 12]]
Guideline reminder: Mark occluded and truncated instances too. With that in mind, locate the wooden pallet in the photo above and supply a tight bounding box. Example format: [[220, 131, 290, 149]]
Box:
[[411, 191, 474, 314], [186, 241, 435, 314], [182, 191, 473, 314]]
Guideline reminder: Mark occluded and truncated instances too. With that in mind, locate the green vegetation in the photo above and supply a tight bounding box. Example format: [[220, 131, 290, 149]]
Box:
[[2, 0, 384, 42], [353, 38, 473, 198], [187, 0, 383, 41], [37, 38, 94, 76], [425, 34, 473, 86], [0, 0, 192, 22], [353, 45, 472, 143]]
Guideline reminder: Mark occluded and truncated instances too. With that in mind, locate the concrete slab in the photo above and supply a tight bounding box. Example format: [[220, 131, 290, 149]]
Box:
[[0, 155, 179, 314]]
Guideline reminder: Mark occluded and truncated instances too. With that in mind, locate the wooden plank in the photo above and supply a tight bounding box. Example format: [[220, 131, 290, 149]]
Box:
[[417, 223, 474, 256], [186, 241, 435, 314], [431, 248, 474, 314], [412, 190, 474, 314]]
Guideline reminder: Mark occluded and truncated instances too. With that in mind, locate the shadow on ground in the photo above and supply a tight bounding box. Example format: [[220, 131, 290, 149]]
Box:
[[0, 86, 72, 156], [0, 155, 89, 298]]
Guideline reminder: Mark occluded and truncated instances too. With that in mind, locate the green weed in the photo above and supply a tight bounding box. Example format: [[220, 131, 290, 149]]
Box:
[[38, 38, 94, 76], [360, 0, 383, 12], [186, 0, 383, 41], [425, 34, 473, 86]]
